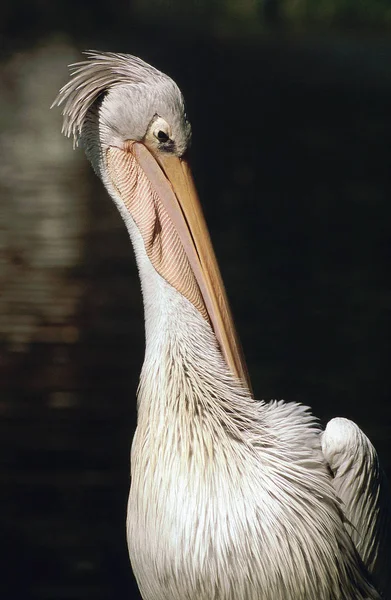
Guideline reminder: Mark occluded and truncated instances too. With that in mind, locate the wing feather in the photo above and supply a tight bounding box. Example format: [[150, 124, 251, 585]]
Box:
[[322, 417, 391, 598]]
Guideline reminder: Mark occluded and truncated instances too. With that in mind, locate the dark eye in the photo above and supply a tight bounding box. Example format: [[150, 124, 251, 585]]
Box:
[[157, 130, 169, 142]]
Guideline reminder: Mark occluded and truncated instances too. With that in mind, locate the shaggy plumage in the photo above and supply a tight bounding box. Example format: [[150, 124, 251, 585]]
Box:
[[52, 51, 390, 600]]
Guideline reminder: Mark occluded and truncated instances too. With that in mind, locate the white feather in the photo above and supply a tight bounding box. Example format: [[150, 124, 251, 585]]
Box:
[[323, 418, 391, 597], [123, 215, 380, 600]]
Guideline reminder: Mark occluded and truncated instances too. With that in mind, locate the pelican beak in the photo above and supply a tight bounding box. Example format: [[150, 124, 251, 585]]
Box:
[[106, 141, 251, 392]]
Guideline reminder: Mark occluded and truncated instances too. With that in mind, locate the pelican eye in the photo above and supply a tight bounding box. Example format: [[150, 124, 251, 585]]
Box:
[[148, 117, 173, 150], [156, 130, 170, 142]]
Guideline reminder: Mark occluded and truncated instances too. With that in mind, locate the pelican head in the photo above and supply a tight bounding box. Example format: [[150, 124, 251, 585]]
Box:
[[57, 52, 191, 168], [53, 51, 250, 389]]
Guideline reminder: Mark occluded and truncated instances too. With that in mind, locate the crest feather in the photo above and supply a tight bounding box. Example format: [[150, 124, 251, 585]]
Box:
[[51, 51, 163, 144]]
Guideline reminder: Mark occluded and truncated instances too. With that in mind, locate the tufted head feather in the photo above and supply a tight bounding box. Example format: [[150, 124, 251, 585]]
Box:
[[52, 51, 191, 156]]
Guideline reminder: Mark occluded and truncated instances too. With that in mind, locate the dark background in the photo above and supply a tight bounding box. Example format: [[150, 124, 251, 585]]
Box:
[[1, 1, 390, 598]]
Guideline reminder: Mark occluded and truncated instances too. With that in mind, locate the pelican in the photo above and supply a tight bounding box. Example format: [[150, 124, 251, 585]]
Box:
[[53, 52, 390, 600]]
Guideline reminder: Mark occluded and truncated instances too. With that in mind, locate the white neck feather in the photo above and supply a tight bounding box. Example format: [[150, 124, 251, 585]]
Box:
[[99, 150, 242, 399], [107, 179, 247, 398], [105, 185, 266, 462]]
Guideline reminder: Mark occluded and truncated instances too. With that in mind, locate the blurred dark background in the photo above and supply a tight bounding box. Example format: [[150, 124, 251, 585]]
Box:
[[0, 1, 390, 598]]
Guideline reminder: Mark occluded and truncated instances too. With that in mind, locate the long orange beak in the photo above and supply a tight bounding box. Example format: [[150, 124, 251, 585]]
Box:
[[106, 141, 252, 392]]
